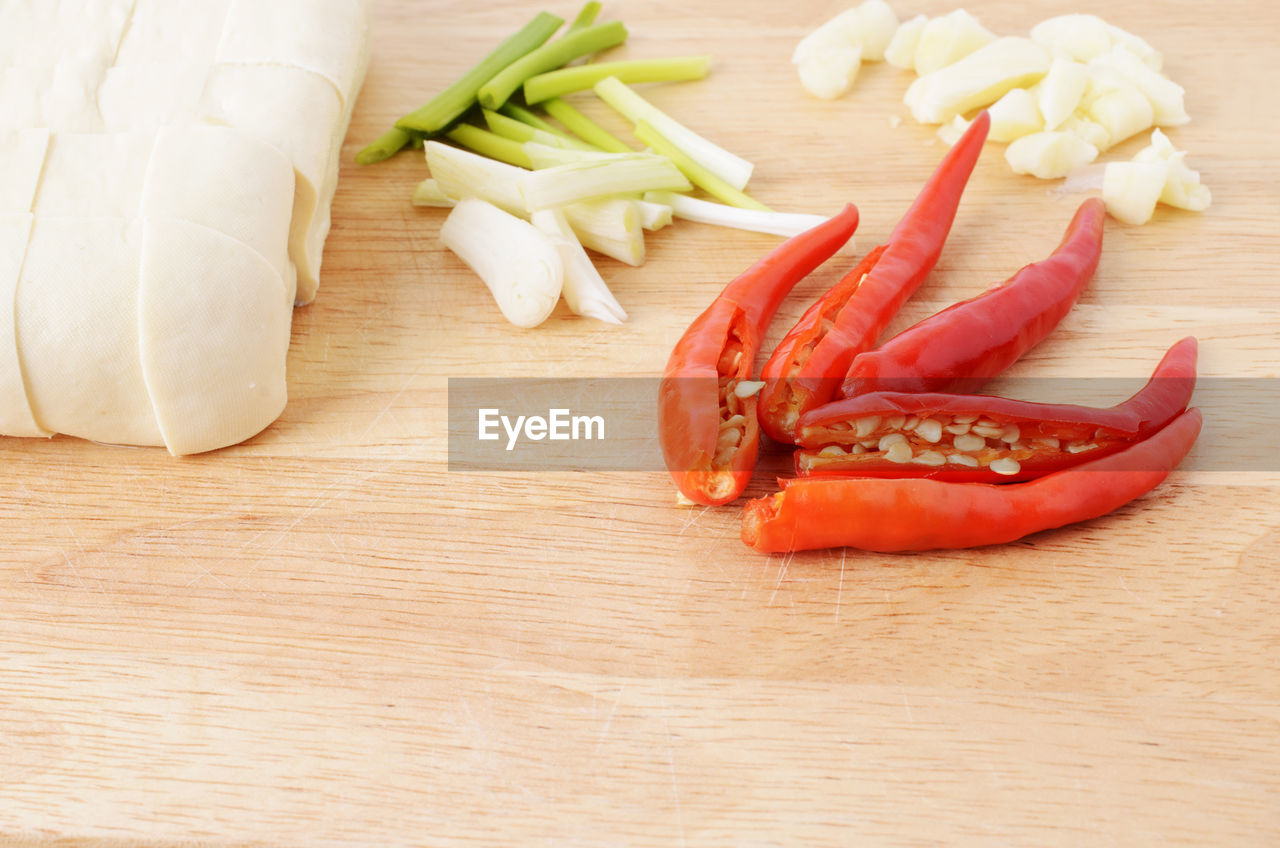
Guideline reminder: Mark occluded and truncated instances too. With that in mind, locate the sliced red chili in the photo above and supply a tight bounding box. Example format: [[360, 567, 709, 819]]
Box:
[[839, 197, 1106, 398], [756, 110, 992, 445], [793, 337, 1197, 482], [658, 204, 860, 505], [742, 407, 1203, 553]]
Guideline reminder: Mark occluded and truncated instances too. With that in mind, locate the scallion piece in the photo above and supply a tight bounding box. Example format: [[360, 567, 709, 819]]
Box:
[[566, 1, 602, 33], [521, 153, 691, 211], [562, 198, 646, 266], [446, 124, 534, 169], [593, 76, 753, 191], [531, 207, 627, 324], [412, 178, 456, 208], [478, 21, 629, 111], [542, 98, 632, 153], [499, 102, 560, 134], [425, 141, 530, 217], [485, 108, 598, 152], [523, 56, 711, 104], [634, 120, 770, 211], [396, 11, 564, 134], [356, 127, 414, 165], [523, 142, 622, 170], [644, 191, 846, 244]]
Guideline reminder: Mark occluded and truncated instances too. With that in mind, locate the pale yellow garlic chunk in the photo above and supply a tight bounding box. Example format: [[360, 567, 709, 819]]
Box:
[[1005, 131, 1098, 180], [904, 37, 1051, 124], [1105, 44, 1188, 126], [885, 14, 927, 70], [913, 9, 997, 76], [1086, 84, 1155, 149], [1036, 57, 1089, 130], [1133, 129, 1211, 212], [987, 87, 1044, 142], [797, 46, 863, 100], [139, 219, 293, 456], [794, 0, 899, 65], [1102, 161, 1168, 225], [1029, 14, 1114, 64], [1057, 113, 1112, 152]]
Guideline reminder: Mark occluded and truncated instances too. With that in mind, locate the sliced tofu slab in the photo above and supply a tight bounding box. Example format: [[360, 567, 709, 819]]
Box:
[[33, 131, 156, 218], [0, 129, 50, 214], [17, 217, 163, 446], [139, 218, 292, 456], [142, 124, 296, 300], [199, 63, 343, 304], [0, 64, 105, 133], [214, 0, 372, 109], [0, 214, 47, 437], [0, 0, 136, 72]]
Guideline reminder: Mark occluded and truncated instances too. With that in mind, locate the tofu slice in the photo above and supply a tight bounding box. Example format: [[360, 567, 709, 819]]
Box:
[[0, 214, 48, 437], [199, 63, 344, 304], [17, 217, 163, 446], [214, 0, 373, 108], [0, 129, 50, 214], [0, 0, 135, 72], [142, 124, 296, 300], [33, 131, 156, 218], [0, 65, 105, 133], [113, 0, 231, 67], [97, 63, 210, 132], [139, 219, 292, 456]]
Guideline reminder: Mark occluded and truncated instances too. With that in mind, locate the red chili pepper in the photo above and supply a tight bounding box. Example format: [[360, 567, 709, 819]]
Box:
[[794, 337, 1197, 482], [658, 205, 860, 506], [756, 110, 991, 445], [839, 197, 1106, 398], [742, 407, 1203, 553]]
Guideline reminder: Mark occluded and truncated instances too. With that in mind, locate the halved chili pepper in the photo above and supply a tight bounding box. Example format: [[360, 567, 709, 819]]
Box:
[[742, 407, 1203, 553], [839, 197, 1106, 399], [658, 204, 860, 506], [794, 336, 1197, 482], [756, 110, 991, 445]]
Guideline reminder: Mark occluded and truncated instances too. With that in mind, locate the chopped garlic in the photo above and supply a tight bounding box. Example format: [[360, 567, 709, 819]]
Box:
[[797, 44, 863, 100], [1036, 56, 1089, 131], [793, 0, 898, 98], [1029, 14, 1114, 64], [1005, 131, 1098, 179], [904, 37, 1051, 124], [913, 9, 997, 76], [1085, 83, 1154, 149], [884, 14, 926, 70], [987, 87, 1044, 142], [936, 115, 969, 146], [1057, 113, 1112, 152], [1133, 129, 1211, 211], [1105, 44, 1188, 126], [1102, 160, 1169, 225]]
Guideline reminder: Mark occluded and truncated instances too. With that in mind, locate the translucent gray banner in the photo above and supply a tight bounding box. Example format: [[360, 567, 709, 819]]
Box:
[[447, 377, 1271, 472]]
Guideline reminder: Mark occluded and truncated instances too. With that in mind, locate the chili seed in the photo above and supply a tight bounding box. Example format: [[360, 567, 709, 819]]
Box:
[[1034, 437, 1061, 450], [903, 415, 920, 431], [971, 424, 1003, 439], [999, 424, 1021, 443], [884, 442, 913, 463], [818, 445, 847, 457], [916, 418, 944, 443], [854, 416, 881, 438], [953, 433, 986, 452], [886, 415, 906, 431], [944, 423, 971, 435], [948, 453, 980, 467], [989, 457, 1021, 476], [953, 414, 979, 424], [914, 450, 946, 466], [878, 432, 908, 451]]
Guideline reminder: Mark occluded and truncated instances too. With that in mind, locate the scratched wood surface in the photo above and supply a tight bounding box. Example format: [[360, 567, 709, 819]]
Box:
[[3, 0, 1278, 845]]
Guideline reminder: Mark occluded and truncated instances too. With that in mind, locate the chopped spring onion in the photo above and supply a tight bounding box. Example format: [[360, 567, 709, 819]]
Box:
[[356, 126, 415, 165], [522, 56, 712, 104], [633, 120, 769, 211], [498, 102, 560, 134], [523, 142, 622, 170], [635, 199, 673, 231], [562, 198, 645, 266], [478, 21, 629, 111], [396, 11, 564, 133], [542, 98, 632, 153], [521, 152, 690, 211], [482, 109, 596, 152], [425, 141, 529, 217], [445, 124, 533, 169], [531, 208, 628, 324], [412, 178, 455, 207], [644, 191, 851, 247], [593, 76, 754, 191], [566, 1, 602, 33], [440, 198, 564, 328]]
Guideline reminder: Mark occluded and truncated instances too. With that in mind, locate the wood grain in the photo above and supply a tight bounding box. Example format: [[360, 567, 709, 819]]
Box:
[[2, 0, 1278, 845]]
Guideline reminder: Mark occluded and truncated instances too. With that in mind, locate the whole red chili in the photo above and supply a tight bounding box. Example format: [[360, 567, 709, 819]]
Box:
[[839, 197, 1106, 398], [756, 110, 991, 445], [742, 407, 1203, 553], [658, 205, 859, 506]]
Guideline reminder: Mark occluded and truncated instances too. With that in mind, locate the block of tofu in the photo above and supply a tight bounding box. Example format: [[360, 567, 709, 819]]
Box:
[[0, 214, 47, 437], [0, 0, 370, 454]]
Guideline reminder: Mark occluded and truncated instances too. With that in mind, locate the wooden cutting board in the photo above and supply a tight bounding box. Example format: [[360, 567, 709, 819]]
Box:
[[3, 0, 1277, 844]]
